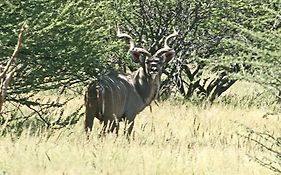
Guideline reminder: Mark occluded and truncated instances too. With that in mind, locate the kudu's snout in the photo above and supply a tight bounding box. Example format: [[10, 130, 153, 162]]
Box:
[[147, 61, 161, 80], [149, 62, 159, 73]]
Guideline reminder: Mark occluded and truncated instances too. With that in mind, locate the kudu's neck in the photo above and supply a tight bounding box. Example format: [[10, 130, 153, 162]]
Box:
[[132, 67, 161, 106]]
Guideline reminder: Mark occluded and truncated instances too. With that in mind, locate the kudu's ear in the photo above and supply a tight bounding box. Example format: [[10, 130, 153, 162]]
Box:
[[130, 49, 151, 63], [130, 50, 141, 63], [163, 50, 175, 63]]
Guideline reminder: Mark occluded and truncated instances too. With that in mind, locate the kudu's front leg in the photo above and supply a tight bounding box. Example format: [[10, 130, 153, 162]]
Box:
[[100, 119, 119, 135], [127, 121, 135, 136], [124, 116, 135, 136]]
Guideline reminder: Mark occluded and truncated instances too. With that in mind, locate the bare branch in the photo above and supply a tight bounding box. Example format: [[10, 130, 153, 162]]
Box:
[[1, 67, 16, 102], [0, 23, 28, 78], [0, 23, 28, 112]]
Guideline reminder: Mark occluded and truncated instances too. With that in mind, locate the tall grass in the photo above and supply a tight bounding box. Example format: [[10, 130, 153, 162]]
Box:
[[0, 81, 280, 175]]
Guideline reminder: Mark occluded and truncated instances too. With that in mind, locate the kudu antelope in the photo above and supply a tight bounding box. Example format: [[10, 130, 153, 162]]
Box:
[[85, 29, 178, 135]]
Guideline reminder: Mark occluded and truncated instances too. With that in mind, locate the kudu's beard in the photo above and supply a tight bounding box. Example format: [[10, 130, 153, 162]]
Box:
[[150, 73, 158, 80]]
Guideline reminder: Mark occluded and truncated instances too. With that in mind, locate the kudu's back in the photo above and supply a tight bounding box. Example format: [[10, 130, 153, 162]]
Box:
[[85, 71, 145, 131], [84, 29, 178, 134]]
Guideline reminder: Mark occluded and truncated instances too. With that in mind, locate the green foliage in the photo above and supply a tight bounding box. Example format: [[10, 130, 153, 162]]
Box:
[[1, 0, 280, 102], [0, 1, 130, 125], [0, 0, 122, 95], [210, 0, 281, 99]]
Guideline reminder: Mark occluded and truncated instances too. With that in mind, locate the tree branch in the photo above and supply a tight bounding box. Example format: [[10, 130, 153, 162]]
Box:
[[0, 23, 28, 112]]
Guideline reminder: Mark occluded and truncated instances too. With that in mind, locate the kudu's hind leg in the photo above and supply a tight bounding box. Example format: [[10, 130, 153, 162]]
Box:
[[84, 85, 99, 133], [85, 105, 96, 133]]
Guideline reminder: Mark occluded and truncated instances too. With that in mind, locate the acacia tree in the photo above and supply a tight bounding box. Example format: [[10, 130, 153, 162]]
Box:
[[0, 1, 120, 131], [112, 0, 240, 102], [211, 0, 281, 102], [113, 0, 280, 102]]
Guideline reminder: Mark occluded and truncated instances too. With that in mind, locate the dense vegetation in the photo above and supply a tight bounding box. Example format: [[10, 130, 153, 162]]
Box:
[[0, 0, 280, 102], [0, 0, 280, 174]]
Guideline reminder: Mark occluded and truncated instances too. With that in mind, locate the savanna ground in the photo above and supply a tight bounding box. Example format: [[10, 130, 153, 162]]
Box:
[[0, 81, 280, 175]]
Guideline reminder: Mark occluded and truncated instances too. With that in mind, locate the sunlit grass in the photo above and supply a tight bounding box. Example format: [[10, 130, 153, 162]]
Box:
[[0, 81, 280, 175]]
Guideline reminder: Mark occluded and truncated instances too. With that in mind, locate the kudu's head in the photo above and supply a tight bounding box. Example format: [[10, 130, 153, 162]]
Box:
[[117, 29, 178, 80]]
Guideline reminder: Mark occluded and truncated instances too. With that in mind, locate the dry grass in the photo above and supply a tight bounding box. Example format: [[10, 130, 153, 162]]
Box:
[[0, 82, 280, 175]]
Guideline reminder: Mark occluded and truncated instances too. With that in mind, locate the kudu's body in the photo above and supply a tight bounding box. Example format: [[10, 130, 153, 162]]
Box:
[[85, 29, 178, 134]]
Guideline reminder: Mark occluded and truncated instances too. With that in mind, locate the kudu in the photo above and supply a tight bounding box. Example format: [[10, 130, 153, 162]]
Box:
[[85, 29, 178, 135]]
